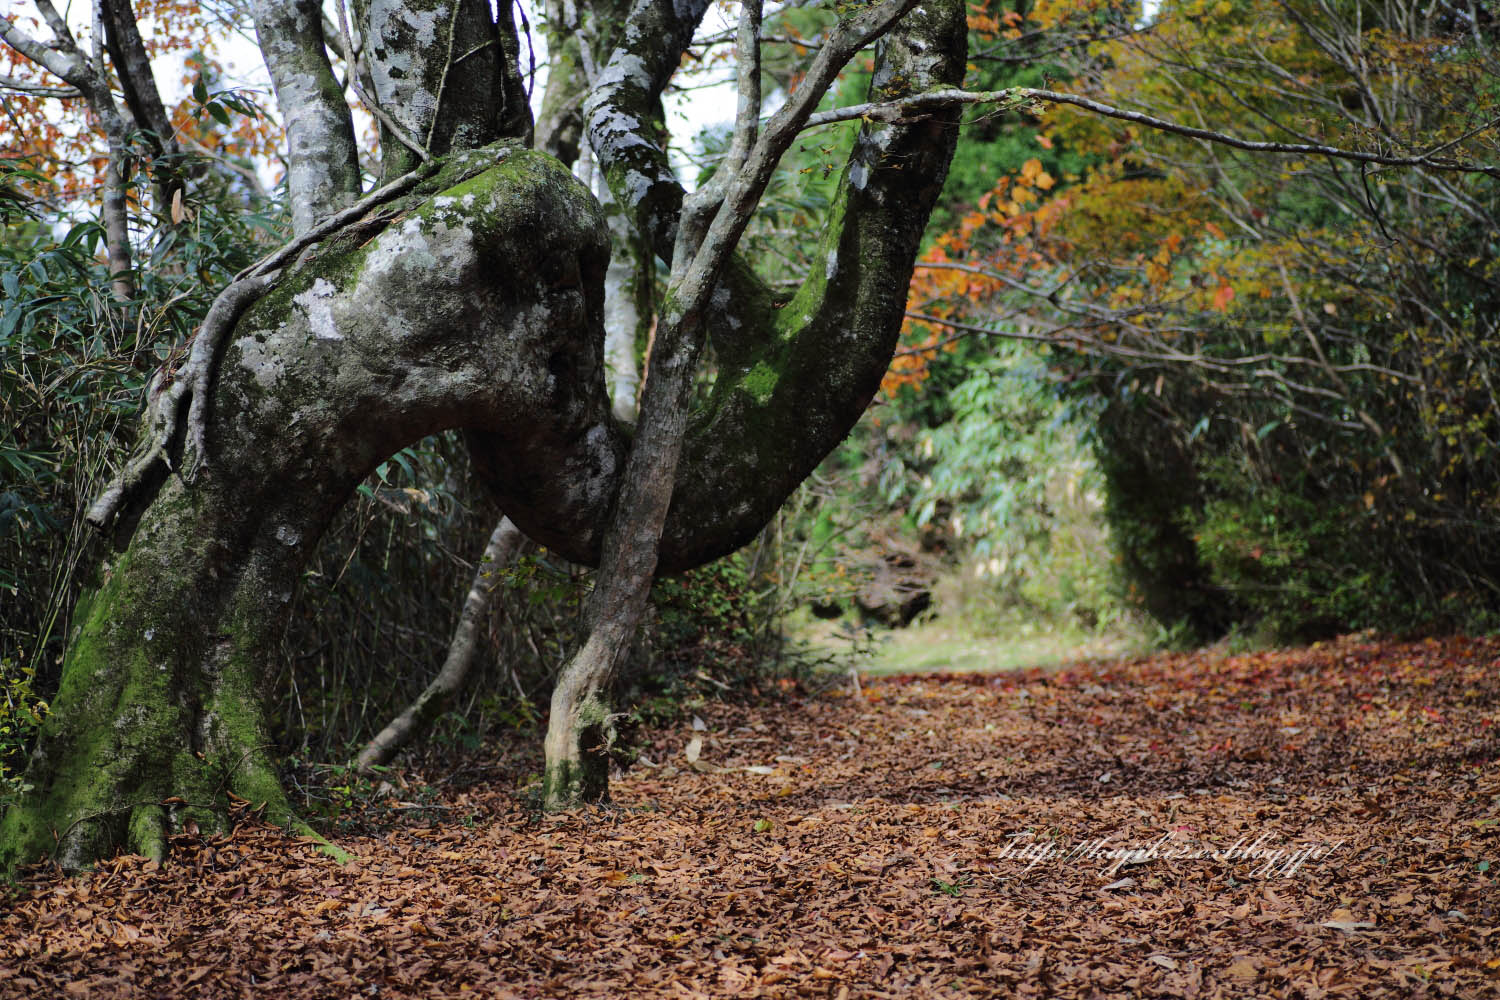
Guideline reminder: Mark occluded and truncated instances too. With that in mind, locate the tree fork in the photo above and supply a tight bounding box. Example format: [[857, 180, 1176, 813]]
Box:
[[539, 0, 966, 809]]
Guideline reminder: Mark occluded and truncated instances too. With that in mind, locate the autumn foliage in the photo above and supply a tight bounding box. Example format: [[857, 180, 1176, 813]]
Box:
[[893, 0, 1500, 638], [0, 1, 281, 210]]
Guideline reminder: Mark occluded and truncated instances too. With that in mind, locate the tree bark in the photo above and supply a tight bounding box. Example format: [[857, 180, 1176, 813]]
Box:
[[539, 0, 966, 809], [598, 173, 647, 422], [0, 0, 968, 871], [469, 0, 968, 573], [250, 0, 363, 233], [2, 145, 614, 872]]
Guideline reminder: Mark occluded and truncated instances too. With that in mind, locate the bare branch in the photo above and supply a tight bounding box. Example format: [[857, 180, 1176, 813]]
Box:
[[0, 72, 80, 98], [803, 88, 1500, 177], [912, 262, 1422, 385], [675, 0, 922, 306], [0, 14, 91, 84], [722, 0, 762, 179], [32, 0, 78, 52], [355, 518, 525, 774]]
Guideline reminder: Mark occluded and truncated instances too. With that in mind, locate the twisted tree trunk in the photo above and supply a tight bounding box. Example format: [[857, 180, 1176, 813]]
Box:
[[0, 0, 968, 872], [1, 147, 614, 870], [538, 0, 967, 807]]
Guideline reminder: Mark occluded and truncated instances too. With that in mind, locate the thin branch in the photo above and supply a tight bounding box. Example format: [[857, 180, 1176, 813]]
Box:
[[239, 159, 437, 280], [424, 0, 464, 153], [902, 311, 1366, 430], [329, 0, 429, 164], [912, 262, 1421, 384], [722, 0, 762, 179], [0, 73, 81, 97], [801, 87, 1500, 177]]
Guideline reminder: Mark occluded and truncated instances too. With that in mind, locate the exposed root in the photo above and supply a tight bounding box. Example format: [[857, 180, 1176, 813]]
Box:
[[84, 271, 280, 543], [85, 160, 446, 545]]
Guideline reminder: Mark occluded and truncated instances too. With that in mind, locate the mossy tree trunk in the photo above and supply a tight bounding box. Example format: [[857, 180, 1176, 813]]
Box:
[[1, 146, 616, 871], [1, 0, 970, 870]]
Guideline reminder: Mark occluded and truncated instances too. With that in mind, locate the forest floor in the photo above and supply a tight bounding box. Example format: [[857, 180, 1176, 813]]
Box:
[[3, 634, 1499, 998]]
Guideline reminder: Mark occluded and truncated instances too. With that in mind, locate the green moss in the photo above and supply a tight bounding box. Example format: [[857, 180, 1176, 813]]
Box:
[[1, 480, 315, 874], [775, 169, 854, 341], [127, 804, 165, 862], [541, 692, 613, 810], [435, 148, 583, 236], [741, 361, 780, 404], [576, 692, 610, 727]]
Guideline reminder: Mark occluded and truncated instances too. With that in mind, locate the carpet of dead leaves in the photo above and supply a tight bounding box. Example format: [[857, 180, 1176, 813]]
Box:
[[4, 633, 1499, 999]]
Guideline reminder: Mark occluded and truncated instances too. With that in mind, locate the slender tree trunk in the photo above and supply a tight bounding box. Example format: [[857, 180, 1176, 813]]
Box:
[[598, 173, 646, 422], [354, 517, 524, 773], [99, 140, 135, 301], [541, 305, 704, 806]]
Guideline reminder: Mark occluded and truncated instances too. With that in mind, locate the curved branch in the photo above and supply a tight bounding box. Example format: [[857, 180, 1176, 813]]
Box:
[[355, 518, 525, 773], [86, 155, 448, 541], [472, 0, 970, 572]]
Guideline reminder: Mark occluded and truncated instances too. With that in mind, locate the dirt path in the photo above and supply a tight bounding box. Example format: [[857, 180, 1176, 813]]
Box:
[[4, 635, 1498, 998]]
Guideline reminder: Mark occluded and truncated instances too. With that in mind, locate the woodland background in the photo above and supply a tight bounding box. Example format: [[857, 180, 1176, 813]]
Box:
[[2, 0, 1497, 812]]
